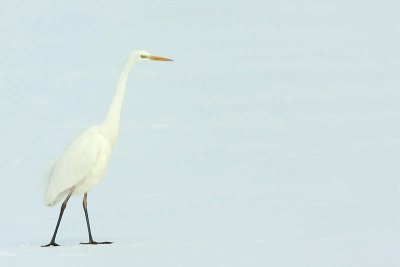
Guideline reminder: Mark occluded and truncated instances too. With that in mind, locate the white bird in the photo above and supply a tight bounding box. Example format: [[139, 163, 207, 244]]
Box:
[[42, 51, 173, 247]]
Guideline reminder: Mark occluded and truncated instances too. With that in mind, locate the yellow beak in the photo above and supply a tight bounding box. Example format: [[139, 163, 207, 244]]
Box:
[[149, 55, 174, 61]]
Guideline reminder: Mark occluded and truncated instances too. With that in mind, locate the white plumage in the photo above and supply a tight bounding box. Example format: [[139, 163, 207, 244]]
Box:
[[42, 50, 173, 247], [44, 126, 112, 207]]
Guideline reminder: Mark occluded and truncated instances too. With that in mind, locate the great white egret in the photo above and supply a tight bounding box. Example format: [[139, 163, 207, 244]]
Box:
[[42, 51, 173, 247]]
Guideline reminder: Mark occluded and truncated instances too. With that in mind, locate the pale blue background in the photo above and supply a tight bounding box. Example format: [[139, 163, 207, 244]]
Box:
[[0, 1, 399, 266]]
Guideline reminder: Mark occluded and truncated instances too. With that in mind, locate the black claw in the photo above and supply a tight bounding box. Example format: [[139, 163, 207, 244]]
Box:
[[41, 242, 60, 247], [80, 241, 113, 245]]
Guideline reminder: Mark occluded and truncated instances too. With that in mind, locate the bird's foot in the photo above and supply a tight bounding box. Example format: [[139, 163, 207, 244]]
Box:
[[41, 242, 60, 247], [80, 241, 113, 245]]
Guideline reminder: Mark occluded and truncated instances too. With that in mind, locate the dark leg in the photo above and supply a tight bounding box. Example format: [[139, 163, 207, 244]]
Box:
[[42, 187, 75, 247], [80, 193, 112, 245]]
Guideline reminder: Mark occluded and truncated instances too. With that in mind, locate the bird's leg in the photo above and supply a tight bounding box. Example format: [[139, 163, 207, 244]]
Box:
[[42, 187, 75, 247], [80, 193, 113, 245]]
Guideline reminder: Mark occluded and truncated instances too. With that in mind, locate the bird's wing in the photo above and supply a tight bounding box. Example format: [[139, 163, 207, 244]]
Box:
[[44, 126, 108, 207]]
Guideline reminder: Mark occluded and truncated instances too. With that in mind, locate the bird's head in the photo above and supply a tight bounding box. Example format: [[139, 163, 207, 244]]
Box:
[[130, 50, 173, 62]]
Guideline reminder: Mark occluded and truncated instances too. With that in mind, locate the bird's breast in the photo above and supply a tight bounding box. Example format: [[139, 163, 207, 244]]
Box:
[[74, 137, 113, 194]]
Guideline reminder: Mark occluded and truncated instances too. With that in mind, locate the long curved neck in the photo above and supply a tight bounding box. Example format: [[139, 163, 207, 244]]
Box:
[[100, 55, 137, 145]]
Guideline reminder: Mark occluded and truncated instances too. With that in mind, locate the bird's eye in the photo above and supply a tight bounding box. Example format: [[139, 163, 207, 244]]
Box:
[[140, 55, 146, 58]]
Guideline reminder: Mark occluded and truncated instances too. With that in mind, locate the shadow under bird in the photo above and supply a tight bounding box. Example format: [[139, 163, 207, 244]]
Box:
[[42, 51, 173, 247]]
